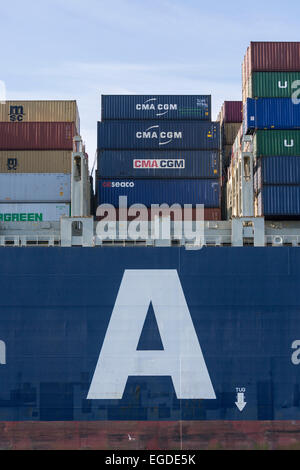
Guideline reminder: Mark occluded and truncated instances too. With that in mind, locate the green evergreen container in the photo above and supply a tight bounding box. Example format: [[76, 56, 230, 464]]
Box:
[[253, 130, 300, 156], [244, 72, 300, 99]]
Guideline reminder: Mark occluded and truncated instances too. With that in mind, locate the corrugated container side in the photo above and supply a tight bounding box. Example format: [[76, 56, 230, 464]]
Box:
[[97, 121, 220, 150], [97, 150, 220, 178], [242, 42, 300, 88], [96, 178, 220, 207], [222, 101, 243, 123], [0, 101, 80, 132], [256, 185, 300, 216], [101, 95, 211, 120], [95, 207, 221, 221], [243, 72, 300, 100], [0, 150, 72, 173], [0, 174, 71, 202], [255, 156, 300, 185], [223, 145, 233, 169], [0, 123, 76, 150], [244, 98, 300, 134], [222, 123, 241, 145], [253, 130, 300, 156], [0, 203, 70, 222]]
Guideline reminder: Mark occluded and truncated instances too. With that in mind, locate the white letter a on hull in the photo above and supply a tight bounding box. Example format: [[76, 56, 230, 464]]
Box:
[[87, 270, 216, 400]]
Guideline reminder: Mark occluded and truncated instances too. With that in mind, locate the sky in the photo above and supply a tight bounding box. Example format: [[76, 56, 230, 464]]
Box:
[[0, 0, 299, 173]]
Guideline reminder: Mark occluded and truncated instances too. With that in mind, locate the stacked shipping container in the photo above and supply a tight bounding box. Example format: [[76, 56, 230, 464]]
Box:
[[97, 95, 221, 220], [217, 101, 243, 218], [0, 101, 79, 222], [242, 42, 300, 218]]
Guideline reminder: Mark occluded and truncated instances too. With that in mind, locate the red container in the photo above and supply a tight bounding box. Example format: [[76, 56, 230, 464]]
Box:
[[218, 101, 242, 123], [0, 122, 76, 150], [96, 207, 222, 221], [242, 42, 300, 88]]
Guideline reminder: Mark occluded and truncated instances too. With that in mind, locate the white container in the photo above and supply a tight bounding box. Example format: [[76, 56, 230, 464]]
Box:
[[0, 173, 71, 202], [0, 203, 70, 222]]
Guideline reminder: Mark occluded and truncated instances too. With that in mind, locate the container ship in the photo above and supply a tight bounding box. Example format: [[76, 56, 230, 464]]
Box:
[[1, 42, 300, 450]]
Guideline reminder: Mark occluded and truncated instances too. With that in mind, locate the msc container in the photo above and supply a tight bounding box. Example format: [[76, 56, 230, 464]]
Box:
[[243, 72, 300, 101], [242, 42, 300, 89], [101, 95, 211, 120], [0, 122, 76, 150], [253, 130, 300, 156], [244, 98, 300, 134], [256, 185, 300, 217], [0, 173, 71, 202], [97, 121, 220, 150], [0, 101, 80, 131], [0, 203, 70, 222], [0, 150, 72, 173], [255, 156, 300, 188], [222, 123, 241, 145], [96, 178, 220, 207], [217, 101, 243, 123], [97, 150, 220, 178]]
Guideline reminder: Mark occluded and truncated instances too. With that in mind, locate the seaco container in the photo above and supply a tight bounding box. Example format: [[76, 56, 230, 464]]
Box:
[[0, 101, 80, 132], [101, 95, 211, 120], [0, 203, 70, 222], [0, 122, 76, 150], [244, 98, 300, 134], [97, 150, 220, 178], [96, 178, 220, 207], [242, 42, 300, 89], [243, 72, 300, 101], [256, 185, 300, 217], [0, 173, 71, 202], [253, 130, 300, 156], [0, 150, 72, 173], [255, 156, 300, 187], [97, 121, 220, 150]]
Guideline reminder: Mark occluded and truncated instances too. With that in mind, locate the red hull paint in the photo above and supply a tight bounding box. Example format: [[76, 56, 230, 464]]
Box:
[[0, 421, 300, 450]]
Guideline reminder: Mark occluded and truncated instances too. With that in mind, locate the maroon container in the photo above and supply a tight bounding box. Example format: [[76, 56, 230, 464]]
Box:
[[242, 42, 300, 87], [218, 101, 243, 123], [0, 122, 76, 150]]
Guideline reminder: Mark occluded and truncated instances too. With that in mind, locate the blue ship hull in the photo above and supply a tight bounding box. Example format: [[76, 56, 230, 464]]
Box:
[[0, 246, 300, 448]]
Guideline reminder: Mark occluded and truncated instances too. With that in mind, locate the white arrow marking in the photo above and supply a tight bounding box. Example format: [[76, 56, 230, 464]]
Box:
[[235, 392, 247, 412]]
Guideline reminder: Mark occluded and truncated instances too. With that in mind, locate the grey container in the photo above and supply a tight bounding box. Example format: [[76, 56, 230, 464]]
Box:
[[0, 173, 71, 202], [0, 203, 70, 222]]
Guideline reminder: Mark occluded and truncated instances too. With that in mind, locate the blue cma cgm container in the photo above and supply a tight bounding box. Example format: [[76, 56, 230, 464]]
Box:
[[101, 95, 211, 120], [97, 150, 220, 179], [244, 98, 300, 134], [97, 178, 220, 207], [256, 185, 300, 217], [97, 121, 220, 150], [255, 156, 300, 188]]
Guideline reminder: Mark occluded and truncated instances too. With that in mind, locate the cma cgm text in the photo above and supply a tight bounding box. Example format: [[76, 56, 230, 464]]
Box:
[[136, 103, 178, 111], [133, 159, 185, 169], [136, 131, 182, 139]]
